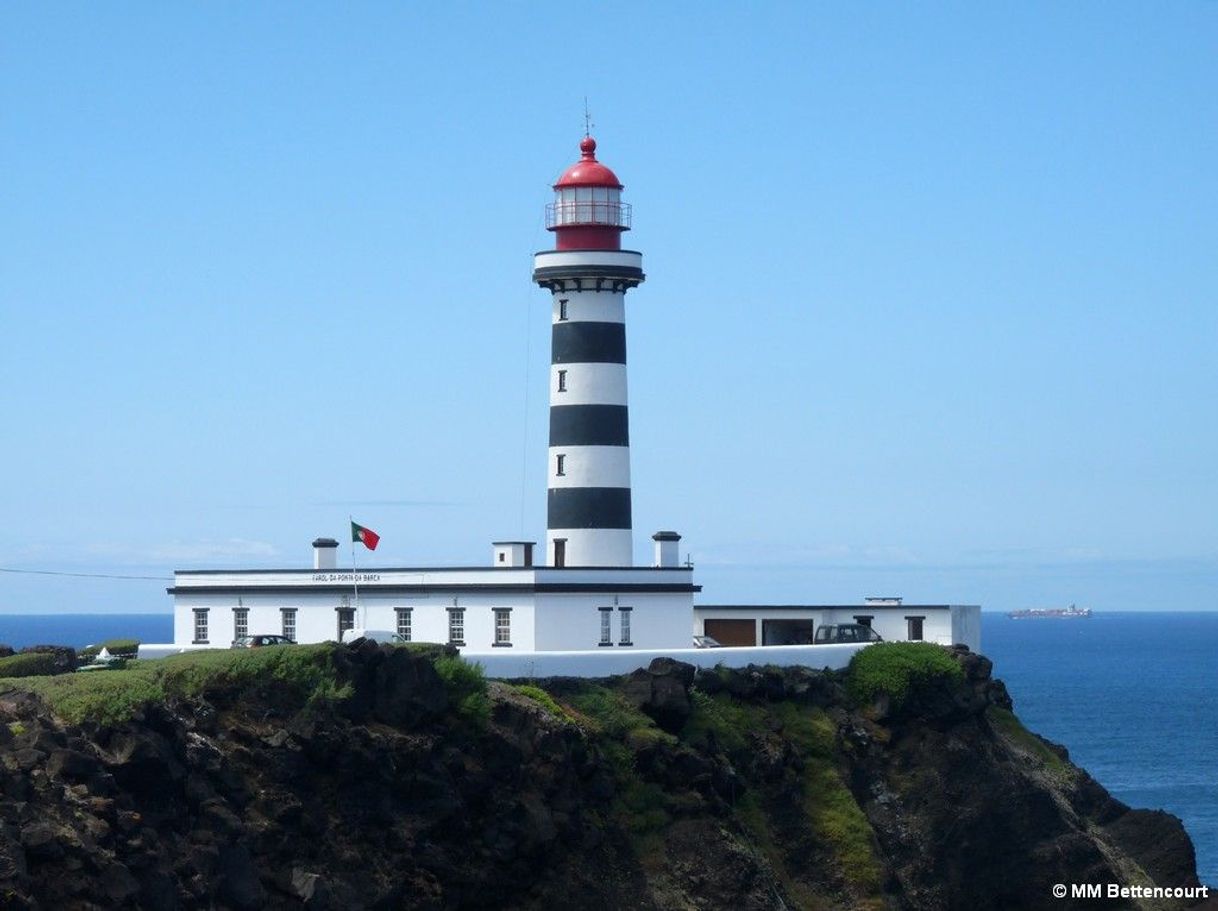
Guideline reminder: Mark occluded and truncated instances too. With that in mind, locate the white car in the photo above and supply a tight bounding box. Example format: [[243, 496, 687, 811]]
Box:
[[340, 628, 408, 645]]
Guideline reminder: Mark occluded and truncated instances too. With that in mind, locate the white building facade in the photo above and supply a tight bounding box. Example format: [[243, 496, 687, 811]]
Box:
[[171, 539, 698, 652], [694, 598, 981, 653]]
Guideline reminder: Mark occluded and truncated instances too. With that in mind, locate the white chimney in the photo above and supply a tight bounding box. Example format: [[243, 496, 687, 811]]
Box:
[[492, 541, 535, 568], [652, 531, 681, 568], [313, 537, 338, 570]]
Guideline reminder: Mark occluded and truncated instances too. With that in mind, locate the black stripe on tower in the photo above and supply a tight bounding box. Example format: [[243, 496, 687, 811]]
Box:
[[548, 488, 632, 529], [549, 405, 630, 447], [551, 322, 627, 364]]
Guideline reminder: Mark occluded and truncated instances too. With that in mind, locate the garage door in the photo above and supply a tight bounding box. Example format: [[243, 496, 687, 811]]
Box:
[[704, 618, 757, 647]]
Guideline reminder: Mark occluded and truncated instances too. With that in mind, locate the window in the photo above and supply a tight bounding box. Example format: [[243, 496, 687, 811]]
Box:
[[336, 607, 355, 640], [599, 607, 613, 646], [448, 608, 466, 646], [554, 538, 566, 568], [192, 609, 209, 644], [558, 298, 568, 321], [853, 615, 873, 628], [618, 607, 632, 646], [396, 608, 412, 641], [557, 369, 567, 393], [233, 607, 248, 640], [281, 608, 297, 642], [906, 616, 925, 641], [493, 608, 512, 647], [556, 453, 566, 476]]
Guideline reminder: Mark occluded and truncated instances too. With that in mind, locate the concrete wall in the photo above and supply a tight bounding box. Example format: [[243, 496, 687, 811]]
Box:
[[950, 605, 981, 652], [465, 642, 868, 679]]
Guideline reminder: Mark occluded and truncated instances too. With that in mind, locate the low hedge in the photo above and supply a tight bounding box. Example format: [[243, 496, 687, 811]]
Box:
[[845, 642, 963, 710], [0, 652, 64, 679], [80, 639, 140, 663], [100, 638, 140, 657]]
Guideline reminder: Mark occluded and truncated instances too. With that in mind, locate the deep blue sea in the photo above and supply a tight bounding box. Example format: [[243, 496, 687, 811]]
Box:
[[983, 612, 1218, 886], [0, 611, 1213, 883], [0, 614, 173, 651]]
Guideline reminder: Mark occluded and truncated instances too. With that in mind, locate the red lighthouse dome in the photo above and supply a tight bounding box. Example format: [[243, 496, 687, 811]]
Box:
[[554, 137, 623, 189], [546, 136, 632, 251]]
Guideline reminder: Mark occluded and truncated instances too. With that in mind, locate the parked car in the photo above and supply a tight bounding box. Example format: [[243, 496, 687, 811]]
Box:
[[231, 634, 295, 649], [340, 628, 408, 645], [813, 624, 883, 644], [692, 635, 723, 648]]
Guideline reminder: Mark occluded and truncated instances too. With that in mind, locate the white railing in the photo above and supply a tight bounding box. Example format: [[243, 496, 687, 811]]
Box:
[[545, 200, 632, 229]]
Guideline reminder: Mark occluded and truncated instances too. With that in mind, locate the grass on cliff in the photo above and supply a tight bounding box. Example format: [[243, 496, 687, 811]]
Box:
[[986, 706, 1071, 777], [845, 641, 963, 710], [434, 654, 490, 726], [0, 644, 347, 726], [683, 690, 884, 903]]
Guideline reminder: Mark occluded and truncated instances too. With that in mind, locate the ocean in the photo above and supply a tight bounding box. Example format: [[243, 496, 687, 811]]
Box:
[[983, 611, 1218, 887], [0, 610, 1214, 884]]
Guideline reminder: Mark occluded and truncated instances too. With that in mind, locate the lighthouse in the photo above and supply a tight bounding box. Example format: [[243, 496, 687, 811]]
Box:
[[533, 136, 644, 567]]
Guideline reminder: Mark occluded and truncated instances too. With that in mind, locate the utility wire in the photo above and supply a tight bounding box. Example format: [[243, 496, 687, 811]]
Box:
[[0, 567, 171, 582]]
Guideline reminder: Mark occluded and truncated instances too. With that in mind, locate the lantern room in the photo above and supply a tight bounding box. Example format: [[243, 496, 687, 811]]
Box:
[[546, 136, 632, 251]]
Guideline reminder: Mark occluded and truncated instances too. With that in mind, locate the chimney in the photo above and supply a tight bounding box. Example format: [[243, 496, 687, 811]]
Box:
[[313, 537, 339, 570], [492, 541, 535, 568], [652, 531, 681, 568]]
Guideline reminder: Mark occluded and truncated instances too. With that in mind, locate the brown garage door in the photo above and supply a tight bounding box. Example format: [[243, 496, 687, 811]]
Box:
[[704, 618, 756, 647]]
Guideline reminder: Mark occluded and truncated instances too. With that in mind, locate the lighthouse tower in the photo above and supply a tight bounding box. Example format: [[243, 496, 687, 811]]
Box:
[[533, 136, 644, 568]]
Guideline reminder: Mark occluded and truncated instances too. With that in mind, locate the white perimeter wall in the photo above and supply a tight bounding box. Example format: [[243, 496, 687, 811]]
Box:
[[466, 642, 867, 679], [950, 605, 981, 652]]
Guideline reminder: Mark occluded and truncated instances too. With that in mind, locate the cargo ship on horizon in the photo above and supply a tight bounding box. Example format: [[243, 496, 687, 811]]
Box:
[[1007, 604, 1092, 619]]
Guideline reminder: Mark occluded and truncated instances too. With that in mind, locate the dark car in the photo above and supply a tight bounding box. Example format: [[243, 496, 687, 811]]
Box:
[[813, 623, 883, 644], [231, 634, 295, 649]]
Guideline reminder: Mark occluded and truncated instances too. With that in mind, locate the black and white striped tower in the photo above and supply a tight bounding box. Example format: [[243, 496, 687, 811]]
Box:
[[533, 136, 644, 567]]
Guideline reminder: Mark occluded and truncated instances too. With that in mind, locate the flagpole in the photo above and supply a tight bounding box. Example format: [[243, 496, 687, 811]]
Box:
[[349, 515, 362, 629]]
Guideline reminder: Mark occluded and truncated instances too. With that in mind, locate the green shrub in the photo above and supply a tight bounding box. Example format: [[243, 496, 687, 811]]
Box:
[[0, 644, 349, 726], [16, 670, 165, 726], [100, 638, 140, 657], [0, 652, 62, 678], [79, 645, 102, 662], [434, 655, 489, 725], [845, 642, 963, 710]]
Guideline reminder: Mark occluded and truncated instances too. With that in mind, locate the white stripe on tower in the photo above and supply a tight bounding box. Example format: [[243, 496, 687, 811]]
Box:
[[533, 135, 644, 567]]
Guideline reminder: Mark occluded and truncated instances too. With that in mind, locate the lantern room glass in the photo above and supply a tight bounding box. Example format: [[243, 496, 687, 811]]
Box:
[[551, 187, 626, 227]]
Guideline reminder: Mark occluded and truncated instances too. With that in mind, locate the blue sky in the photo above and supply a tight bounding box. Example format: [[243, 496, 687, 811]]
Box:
[[1, 3, 1214, 614]]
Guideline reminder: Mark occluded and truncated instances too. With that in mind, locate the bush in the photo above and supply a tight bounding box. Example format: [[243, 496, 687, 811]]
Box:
[[100, 638, 140, 658], [0, 652, 64, 678], [434, 655, 489, 725], [845, 642, 963, 710]]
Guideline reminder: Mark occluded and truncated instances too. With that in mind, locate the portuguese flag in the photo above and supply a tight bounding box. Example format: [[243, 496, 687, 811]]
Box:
[[351, 521, 380, 551]]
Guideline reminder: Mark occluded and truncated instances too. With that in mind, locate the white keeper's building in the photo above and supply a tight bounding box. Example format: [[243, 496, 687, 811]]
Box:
[[168, 135, 980, 658]]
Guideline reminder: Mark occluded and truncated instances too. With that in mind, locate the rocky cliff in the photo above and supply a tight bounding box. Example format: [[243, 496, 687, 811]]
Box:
[[0, 641, 1210, 910]]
